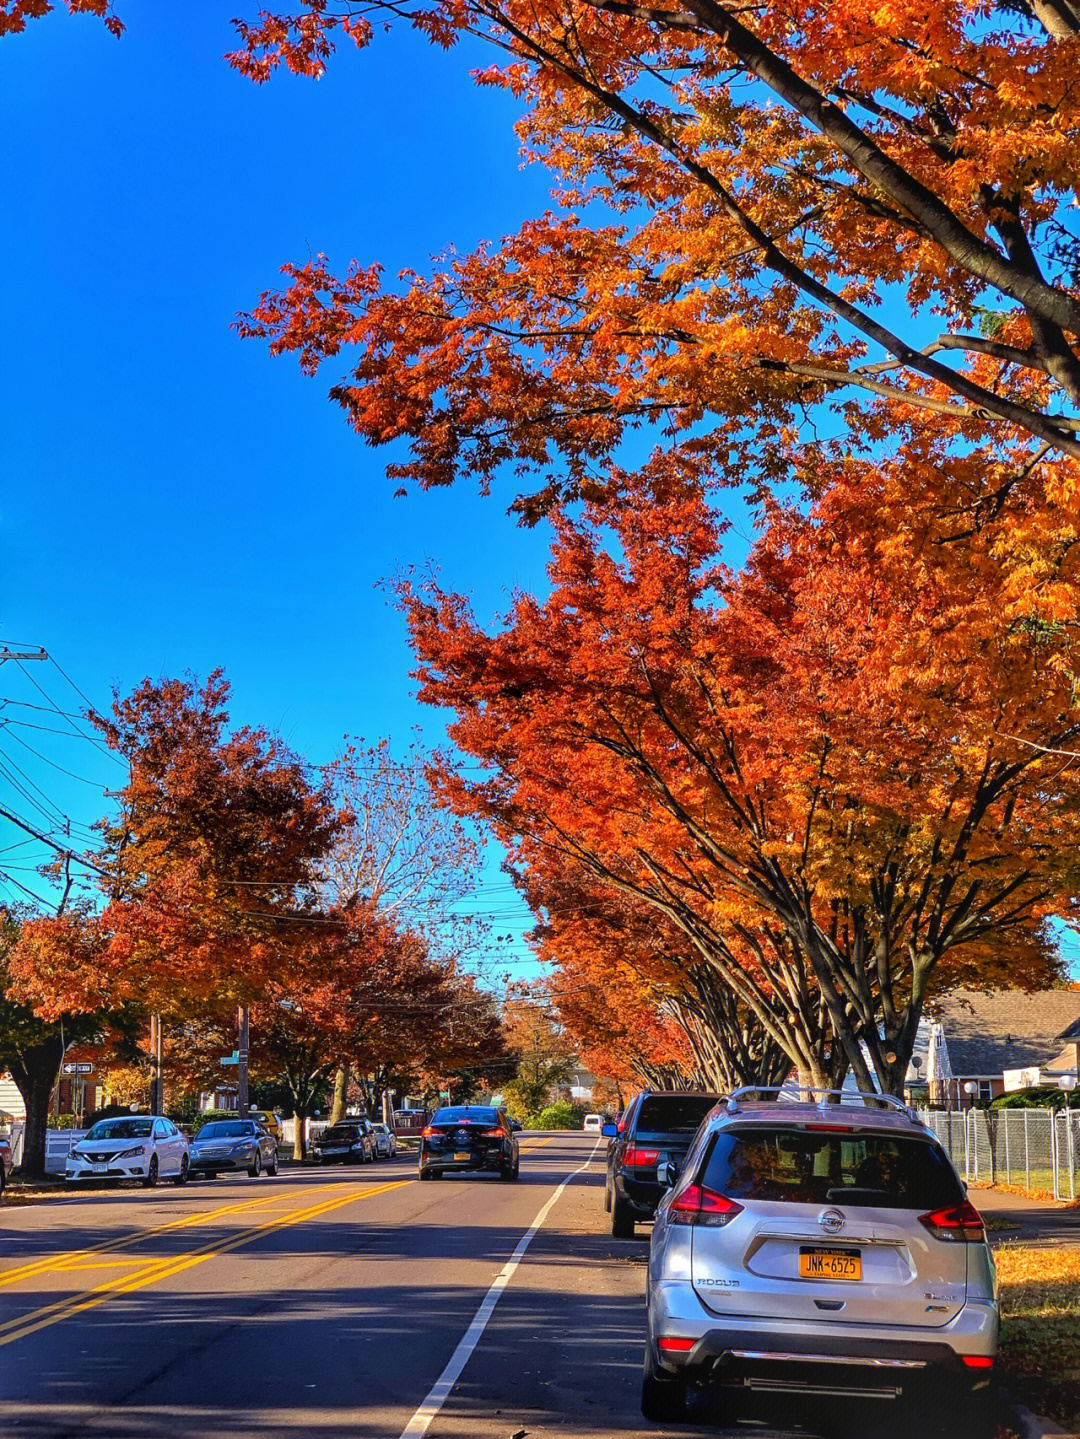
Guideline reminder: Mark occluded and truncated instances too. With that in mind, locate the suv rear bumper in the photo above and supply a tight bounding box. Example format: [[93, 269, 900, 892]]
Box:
[[614, 1171, 665, 1217], [650, 1284, 998, 1397]]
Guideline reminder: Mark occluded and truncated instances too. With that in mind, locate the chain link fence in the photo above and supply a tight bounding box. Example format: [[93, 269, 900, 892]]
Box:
[[918, 1107, 1080, 1200]]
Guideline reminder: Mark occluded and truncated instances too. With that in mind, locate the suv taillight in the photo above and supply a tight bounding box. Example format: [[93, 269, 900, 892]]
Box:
[[669, 1182, 743, 1227], [919, 1200, 985, 1243], [622, 1145, 660, 1167]]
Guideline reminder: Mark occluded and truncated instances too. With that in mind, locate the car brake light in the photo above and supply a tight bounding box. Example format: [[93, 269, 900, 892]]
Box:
[[669, 1183, 743, 1227], [482, 1127, 507, 1138], [803, 1123, 854, 1132], [657, 1337, 696, 1353], [622, 1146, 660, 1167], [961, 1355, 994, 1369], [918, 1200, 985, 1243], [420, 1126, 435, 1138]]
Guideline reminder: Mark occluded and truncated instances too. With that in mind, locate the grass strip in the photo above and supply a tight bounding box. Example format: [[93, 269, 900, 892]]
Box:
[[997, 1245, 1080, 1433]]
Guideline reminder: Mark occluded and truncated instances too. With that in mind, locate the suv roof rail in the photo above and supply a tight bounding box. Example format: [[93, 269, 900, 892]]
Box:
[[723, 1086, 916, 1120]]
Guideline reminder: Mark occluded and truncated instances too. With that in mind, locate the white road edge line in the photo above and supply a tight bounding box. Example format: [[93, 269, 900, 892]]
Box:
[[398, 1136, 604, 1438]]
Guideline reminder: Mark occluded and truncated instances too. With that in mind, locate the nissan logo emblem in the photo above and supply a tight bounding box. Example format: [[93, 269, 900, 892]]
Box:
[[819, 1208, 845, 1234]]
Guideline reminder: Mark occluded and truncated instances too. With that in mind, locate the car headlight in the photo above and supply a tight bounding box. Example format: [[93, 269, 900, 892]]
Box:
[[229, 1142, 253, 1153], [115, 1145, 146, 1160]]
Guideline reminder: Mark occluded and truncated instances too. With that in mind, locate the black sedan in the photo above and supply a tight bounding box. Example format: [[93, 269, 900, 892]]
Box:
[[419, 1105, 519, 1181], [311, 1120, 376, 1164], [189, 1120, 278, 1178]]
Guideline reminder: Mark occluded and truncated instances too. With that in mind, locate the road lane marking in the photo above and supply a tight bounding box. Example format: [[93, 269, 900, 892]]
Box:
[[0, 1178, 413, 1348], [0, 1180, 342, 1288], [398, 1138, 603, 1438]]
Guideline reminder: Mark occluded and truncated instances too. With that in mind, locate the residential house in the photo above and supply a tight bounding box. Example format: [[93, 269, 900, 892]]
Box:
[[918, 988, 1080, 1107]]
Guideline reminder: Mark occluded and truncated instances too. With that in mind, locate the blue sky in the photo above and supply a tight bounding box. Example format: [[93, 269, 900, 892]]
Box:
[[0, 4, 568, 974]]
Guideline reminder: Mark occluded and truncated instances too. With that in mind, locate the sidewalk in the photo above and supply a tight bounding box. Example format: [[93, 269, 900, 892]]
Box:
[[971, 1185, 1080, 1247]]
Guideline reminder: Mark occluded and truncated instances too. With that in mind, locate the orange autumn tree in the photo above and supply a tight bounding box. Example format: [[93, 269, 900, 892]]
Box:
[[8, 671, 342, 1026], [401, 465, 1075, 1096], [20, 4, 1080, 508], [237, 905, 506, 1158], [221, 0, 1080, 517], [529, 865, 796, 1090]]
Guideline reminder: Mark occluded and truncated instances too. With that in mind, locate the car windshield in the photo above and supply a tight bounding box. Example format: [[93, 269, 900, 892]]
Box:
[[319, 1126, 360, 1140], [636, 1096, 719, 1134], [85, 1119, 153, 1141], [701, 1127, 965, 1209], [198, 1122, 254, 1139], [432, 1107, 498, 1126]]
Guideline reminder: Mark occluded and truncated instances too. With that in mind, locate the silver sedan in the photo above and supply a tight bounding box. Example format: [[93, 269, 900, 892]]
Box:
[[189, 1119, 278, 1178]]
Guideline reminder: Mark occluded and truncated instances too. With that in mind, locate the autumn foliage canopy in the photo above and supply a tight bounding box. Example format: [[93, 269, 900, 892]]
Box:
[[11, 1, 1080, 1092]]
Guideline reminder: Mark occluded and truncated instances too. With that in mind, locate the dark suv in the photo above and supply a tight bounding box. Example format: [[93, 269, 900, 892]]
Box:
[[604, 1091, 722, 1238]]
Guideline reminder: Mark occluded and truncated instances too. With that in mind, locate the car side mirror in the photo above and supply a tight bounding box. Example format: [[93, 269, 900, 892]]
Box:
[[660, 1160, 679, 1188], [601, 1123, 618, 1138]]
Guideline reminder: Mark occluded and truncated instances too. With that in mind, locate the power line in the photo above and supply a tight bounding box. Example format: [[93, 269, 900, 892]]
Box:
[[15, 661, 125, 767], [0, 698, 87, 720], [1, 724, 111, 788], [0, 756, 70, 829], [0, 804, 114, 880]]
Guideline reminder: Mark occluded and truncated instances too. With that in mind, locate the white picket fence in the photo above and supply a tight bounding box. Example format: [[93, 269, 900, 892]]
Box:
[[43, 1129, 88, 1175], [278, 1117, 330, 1149]]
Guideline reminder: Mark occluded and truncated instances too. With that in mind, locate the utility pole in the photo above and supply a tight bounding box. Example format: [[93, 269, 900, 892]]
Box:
[[148, 1013, 164, 1115], [0, 646, 48, 665], [237, 1005, 250, 1118]]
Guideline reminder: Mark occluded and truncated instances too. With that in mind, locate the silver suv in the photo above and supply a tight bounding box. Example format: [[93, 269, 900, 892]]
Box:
[[644, 1089, 998, 1434]]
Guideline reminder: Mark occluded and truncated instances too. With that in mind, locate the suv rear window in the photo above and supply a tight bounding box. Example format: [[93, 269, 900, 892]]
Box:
[[701, 1128, 965, 1209], [635, 1095, 719, 1134]]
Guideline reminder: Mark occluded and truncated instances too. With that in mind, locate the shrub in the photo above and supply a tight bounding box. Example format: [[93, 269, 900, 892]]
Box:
[[991, 1087, 1074, 1111], [534, 1100, 587, 1130], [81, 1103, 149, 1127], [187, 1108, 240, 1134]]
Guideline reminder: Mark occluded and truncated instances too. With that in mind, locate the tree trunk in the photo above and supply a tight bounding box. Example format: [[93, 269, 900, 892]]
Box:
[[329, 1063, 349, 1125], [8, 1032, 65, 1180], [292, 1108, 307, 1162]]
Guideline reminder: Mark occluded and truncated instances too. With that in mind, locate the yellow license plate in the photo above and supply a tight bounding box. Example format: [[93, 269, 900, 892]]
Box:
[[455, 1151, 471, 1161], [799, 1248, 861, 1281]]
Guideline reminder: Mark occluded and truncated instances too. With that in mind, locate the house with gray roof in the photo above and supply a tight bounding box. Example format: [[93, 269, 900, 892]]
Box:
[[920, 988, 1080, 1105]]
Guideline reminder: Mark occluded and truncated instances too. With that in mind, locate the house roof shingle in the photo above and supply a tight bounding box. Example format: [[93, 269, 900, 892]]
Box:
[[927, 989, 1080, 1077]]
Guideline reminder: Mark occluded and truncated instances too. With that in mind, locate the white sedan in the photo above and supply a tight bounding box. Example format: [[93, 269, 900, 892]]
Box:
[[371, 1122, 397, 1158], [66, 1116, 190, 1186]]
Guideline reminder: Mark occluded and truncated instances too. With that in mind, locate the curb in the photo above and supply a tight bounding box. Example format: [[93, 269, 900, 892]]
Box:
[[1013, 1404, 1080, 1439]]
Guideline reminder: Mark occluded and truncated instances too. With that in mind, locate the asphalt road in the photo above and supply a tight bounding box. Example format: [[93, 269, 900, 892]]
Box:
[[0, 1132, 824, 1439]]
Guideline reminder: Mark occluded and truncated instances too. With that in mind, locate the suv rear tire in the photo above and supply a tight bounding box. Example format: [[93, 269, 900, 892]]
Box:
[[640, 1344, 686, 1422], [611, 1192, 635, 1238]]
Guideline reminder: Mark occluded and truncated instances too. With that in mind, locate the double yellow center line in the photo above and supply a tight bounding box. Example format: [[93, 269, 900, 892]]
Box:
[[0, 1178, 412, 1349], [0, 1180, 325, 1290], [0, 1137, 559, 1350]]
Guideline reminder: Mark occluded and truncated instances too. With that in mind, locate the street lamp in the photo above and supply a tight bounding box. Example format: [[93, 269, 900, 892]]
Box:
[[963, 1080, 979, 1109], [1060, 1074, 1078, 1112]]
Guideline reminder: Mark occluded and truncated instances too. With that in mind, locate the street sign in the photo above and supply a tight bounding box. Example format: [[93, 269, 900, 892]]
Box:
[[220, 1051, 240, 1066], [62, 1062, 93, 1075]]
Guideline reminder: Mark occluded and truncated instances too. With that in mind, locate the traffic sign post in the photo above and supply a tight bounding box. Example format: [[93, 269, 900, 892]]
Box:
[[62, 1062, 93, 1075]]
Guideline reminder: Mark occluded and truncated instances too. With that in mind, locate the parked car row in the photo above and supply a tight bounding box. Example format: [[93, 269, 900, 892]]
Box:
[[602, 1088, 999, 1438], [311, 1119, 398, 1164], [58, 1112, 402, 1186]]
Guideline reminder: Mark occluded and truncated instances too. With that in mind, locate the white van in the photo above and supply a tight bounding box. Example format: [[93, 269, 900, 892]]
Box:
[[583, 1112, 604, 1132]]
